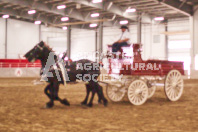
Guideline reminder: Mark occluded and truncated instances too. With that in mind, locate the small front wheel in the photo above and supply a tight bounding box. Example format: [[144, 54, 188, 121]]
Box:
[[106, 83, 125, 102], [128, 80, 148, 105]]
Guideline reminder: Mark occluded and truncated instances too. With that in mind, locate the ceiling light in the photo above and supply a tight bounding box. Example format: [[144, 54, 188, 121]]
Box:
[[34, 21, 41, 25], [61, 17, 69, 21], [92, 0, 102, 3], [64, 57, 68, 61], [62, 26, 67, 30], [2, 15, 9, 19], [57, 5, 66, 9], [154, 17, 164, 21], [28, 10, 36, 14], [120, 20, 128, 25], [91, 13, 100, 17], [107, 2, 113, 10], [76, 3, 81, 9], [89, 23, 98, 28], [126, 8, 136, 13]]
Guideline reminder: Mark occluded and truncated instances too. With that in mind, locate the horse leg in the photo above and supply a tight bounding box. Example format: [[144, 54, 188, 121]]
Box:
[[81, 83, 91, 105], [87, 82, 96, 107], [96, 88, 102, 104], [96, 83, 108, 106], [45, 82, 54, 108], [44, 84, 51, 99], [54, 83, 70, 106]]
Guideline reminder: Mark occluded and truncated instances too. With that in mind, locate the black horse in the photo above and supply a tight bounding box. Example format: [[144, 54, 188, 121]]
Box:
[[24, 41, 107, 108]]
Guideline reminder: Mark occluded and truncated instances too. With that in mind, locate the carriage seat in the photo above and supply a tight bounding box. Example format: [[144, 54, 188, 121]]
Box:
[[107, 44, 132, 48], [108, 44, 132, 53]]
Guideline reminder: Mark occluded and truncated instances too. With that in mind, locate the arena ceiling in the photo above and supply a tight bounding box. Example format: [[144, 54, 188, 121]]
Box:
[[0, 0, 196, 29]]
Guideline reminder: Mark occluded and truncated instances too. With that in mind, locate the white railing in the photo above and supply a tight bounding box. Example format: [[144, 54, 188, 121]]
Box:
[[0, 62, 41, 68]]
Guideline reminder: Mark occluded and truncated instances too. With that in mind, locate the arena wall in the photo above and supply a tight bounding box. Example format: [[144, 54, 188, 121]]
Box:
[[0, 68, 40, 77], [0, 19, 6, 58], [194, 5, 198, 55], [0, 18, 197, 78], [0, 59, 41, 77], [0, 18, 167, 61]]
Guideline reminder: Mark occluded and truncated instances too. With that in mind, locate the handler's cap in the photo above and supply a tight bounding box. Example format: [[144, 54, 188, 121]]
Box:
[[120, 25, 128, 29]]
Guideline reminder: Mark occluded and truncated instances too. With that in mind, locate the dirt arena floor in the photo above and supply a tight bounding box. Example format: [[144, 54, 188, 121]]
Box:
[[0, 78, 198, 132]]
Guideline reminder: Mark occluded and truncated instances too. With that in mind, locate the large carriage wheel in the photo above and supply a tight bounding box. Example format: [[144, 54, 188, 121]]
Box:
[[128, 80, 148, 105], [106, 83, 125, 102], [164, 70, 184, 101]]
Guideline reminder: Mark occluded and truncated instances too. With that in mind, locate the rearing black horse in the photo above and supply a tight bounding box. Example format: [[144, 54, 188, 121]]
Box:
[[24, 41, 107, 108]]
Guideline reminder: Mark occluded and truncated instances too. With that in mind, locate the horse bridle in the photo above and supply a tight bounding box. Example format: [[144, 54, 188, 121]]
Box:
[[36, 44, 44, 51]]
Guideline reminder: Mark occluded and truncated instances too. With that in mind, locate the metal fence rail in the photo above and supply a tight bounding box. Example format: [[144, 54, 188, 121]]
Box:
[[0, 62, 41, 68]]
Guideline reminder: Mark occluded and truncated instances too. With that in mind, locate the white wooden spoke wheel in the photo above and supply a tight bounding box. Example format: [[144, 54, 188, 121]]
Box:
[[165, 70, 184, 101], [106, 83, 125, 102], [148, 85, 156, 99], [128, 80, 148, 105]]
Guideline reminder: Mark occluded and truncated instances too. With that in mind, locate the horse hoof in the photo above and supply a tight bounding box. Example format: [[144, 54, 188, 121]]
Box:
[[45, 102, 54, 108], [45, 105, 51, 109], [87, 103, 93, 107], [103, 99, 108, 107], [61, 99, 70, 106], [81, 101, 87, 105], [98, 99, 102, 104]]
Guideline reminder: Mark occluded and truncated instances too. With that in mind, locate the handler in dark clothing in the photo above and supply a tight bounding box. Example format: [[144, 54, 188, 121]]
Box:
[[112, 25, 131, 52]]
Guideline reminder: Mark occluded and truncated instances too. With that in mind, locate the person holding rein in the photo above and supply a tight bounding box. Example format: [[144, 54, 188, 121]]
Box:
[[112, 25, 131, 53]]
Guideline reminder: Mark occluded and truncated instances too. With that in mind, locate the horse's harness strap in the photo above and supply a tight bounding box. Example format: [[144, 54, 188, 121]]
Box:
[[58, 62, 67, 88]]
